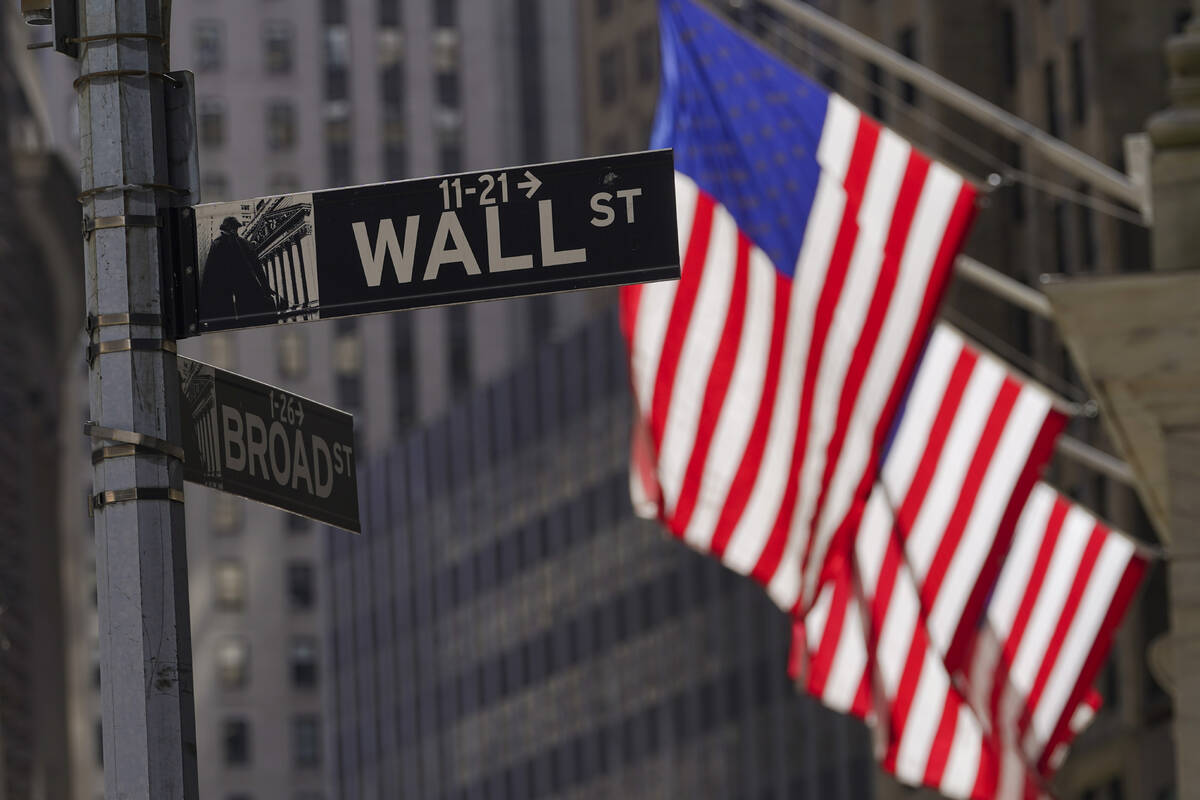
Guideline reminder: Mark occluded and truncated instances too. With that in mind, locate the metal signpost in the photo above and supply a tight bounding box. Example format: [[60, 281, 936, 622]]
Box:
[[164, 149, 680, 337], [176, 357, 360, 533], [54, 0, 679, 783]]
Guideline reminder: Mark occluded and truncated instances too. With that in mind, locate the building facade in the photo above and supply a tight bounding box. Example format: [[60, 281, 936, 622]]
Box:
[[44, 2, 664, 799], [329, 309, 874, 800], [0, 7, 85, 800]]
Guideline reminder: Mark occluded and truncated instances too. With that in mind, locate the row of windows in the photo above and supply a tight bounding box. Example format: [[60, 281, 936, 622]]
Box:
[[394, 471, 627, 629], [597, 29, 658, 108], [222, 715, 321, 769], [361, 659, 866, 800], [213, 559, 315, 612], [389, 556, 740, 736], [217, 636, 319, 691]]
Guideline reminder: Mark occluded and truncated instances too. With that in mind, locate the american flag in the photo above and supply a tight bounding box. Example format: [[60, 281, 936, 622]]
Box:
[[624, 0, 977, 615], [623, 1, 1151, 797], [796, 324, 1148, 797]]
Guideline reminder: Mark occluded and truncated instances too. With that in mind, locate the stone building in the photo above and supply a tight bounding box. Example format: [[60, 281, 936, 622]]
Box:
[[0, 6, 85, 799]]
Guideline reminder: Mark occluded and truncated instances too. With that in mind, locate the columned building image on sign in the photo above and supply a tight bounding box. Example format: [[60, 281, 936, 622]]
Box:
[[328, 310, 874, 800]]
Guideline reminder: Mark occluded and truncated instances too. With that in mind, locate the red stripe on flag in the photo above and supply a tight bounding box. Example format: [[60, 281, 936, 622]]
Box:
[[944, 410, 1067, 672], [897, 346, 978, 534], [709, 270, 792, 557], [810, 183, 978, 609], [670, 232, 752, 532], [1016, 525, 1107, 743], [918, 376, 1022, 611], [988, 496, 1070, 727], [923, 690, 961, 787], [804, 152, 932, 570], [1035, 552, 1148, 775], [807, 572, 853, 695], [649, 194, 716, 451], [748, 117, 881, 586]]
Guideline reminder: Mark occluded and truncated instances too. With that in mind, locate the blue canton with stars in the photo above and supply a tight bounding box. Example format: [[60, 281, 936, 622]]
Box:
[[652, 0, 830, 278]]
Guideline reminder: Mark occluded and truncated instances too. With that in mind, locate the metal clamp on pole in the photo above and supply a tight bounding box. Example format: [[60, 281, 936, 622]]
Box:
[[82, 214, 160, 239], [85, 337, 176, 365], [85, 421, 186, 462], [85, 312, 163, 333], [89, 487, 185, 517]]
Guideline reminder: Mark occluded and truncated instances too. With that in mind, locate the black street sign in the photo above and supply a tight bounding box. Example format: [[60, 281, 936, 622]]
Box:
[[178, 357, 360, 533], [171, 149, 680, 337]]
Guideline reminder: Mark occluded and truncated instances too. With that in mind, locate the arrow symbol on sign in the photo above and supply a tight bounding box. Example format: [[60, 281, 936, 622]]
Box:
[[517, 170, 542, 199]]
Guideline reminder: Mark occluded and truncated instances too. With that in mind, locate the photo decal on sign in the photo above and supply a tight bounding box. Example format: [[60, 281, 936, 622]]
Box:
[[195, 192, 318, 329]]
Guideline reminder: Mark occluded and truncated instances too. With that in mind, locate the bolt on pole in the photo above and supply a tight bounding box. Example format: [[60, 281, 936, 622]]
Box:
[[77, 0, 199, 797]]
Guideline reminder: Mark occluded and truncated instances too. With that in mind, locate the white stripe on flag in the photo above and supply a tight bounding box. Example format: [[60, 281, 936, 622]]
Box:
[[658, 205, 739, 514]]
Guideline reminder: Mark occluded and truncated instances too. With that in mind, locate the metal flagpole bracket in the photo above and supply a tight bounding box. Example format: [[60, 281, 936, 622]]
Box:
[[85, 337, 176, 365], [89, 487, 186, 516], [85, 421, 186, 462]]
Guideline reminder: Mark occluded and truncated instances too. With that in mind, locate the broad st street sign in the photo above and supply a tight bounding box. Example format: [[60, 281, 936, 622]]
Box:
[[177, 357, 360, 533], [169, 149, 680, 336]]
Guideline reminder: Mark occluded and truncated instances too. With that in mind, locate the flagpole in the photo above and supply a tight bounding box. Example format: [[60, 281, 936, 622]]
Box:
[[753, 0, 1145, 214]]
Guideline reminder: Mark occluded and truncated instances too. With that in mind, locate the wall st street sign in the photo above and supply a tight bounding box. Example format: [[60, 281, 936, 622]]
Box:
[[169, 149, 680, 336], [178, 357, 360, 533]]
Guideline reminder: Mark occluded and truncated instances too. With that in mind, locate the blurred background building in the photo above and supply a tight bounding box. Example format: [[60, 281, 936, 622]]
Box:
[[0, 6, 84, 800], [8, 0, 1182, 799], [328, 311, 874, 800]]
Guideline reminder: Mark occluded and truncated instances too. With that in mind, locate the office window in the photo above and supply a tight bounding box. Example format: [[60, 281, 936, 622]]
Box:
[[1077, 188, 1096, 268], [286, 512, 311, 534], [1053, 202, 1068, 272], [1070, 37, 1087, 124], [290, 637, 318, 689], [322, 0, 344, 25], [382, 63, 404, 110], [223, 718, 251, 765], [266, 101, 297, 151], [211, 493, 242, 534], [867, 62, 885, 120], [1044, 60, 1060, 137], [448, 305, 471, 398], [635, 27, 657, 85], [1001, 7, 1016, 89], [434, 0, 456, 28], [215, 560, 246, 610], [379, 0, 401, 27], [897, 26, 917, 105], [287, 561, 316, 611], [436, 70, 460, 109], [327, 118, 353, 187], [393, 314, 415, 429], [202, 173, 230, 203], [195, 21, 223, 71], [333, 322, 361, 407], [263, 22, 294, 75], [598, 45, 624, 106], [217, 638, 250, 689], [293, 715, 322, 768], [199, 99, 225, 149], [277, 328, 307, 378], [325, 27, 350, 100], [268, 173, 299, 195], [439, 134, 463, 173], [1008, 141, 1025, 222]]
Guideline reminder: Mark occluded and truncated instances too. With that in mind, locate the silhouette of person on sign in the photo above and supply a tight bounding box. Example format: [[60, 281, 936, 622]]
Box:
[[199, 216, 283, 322]]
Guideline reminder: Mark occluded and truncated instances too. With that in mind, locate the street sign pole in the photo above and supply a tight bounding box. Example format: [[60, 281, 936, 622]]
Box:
[[78, 0, 199, 796]]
